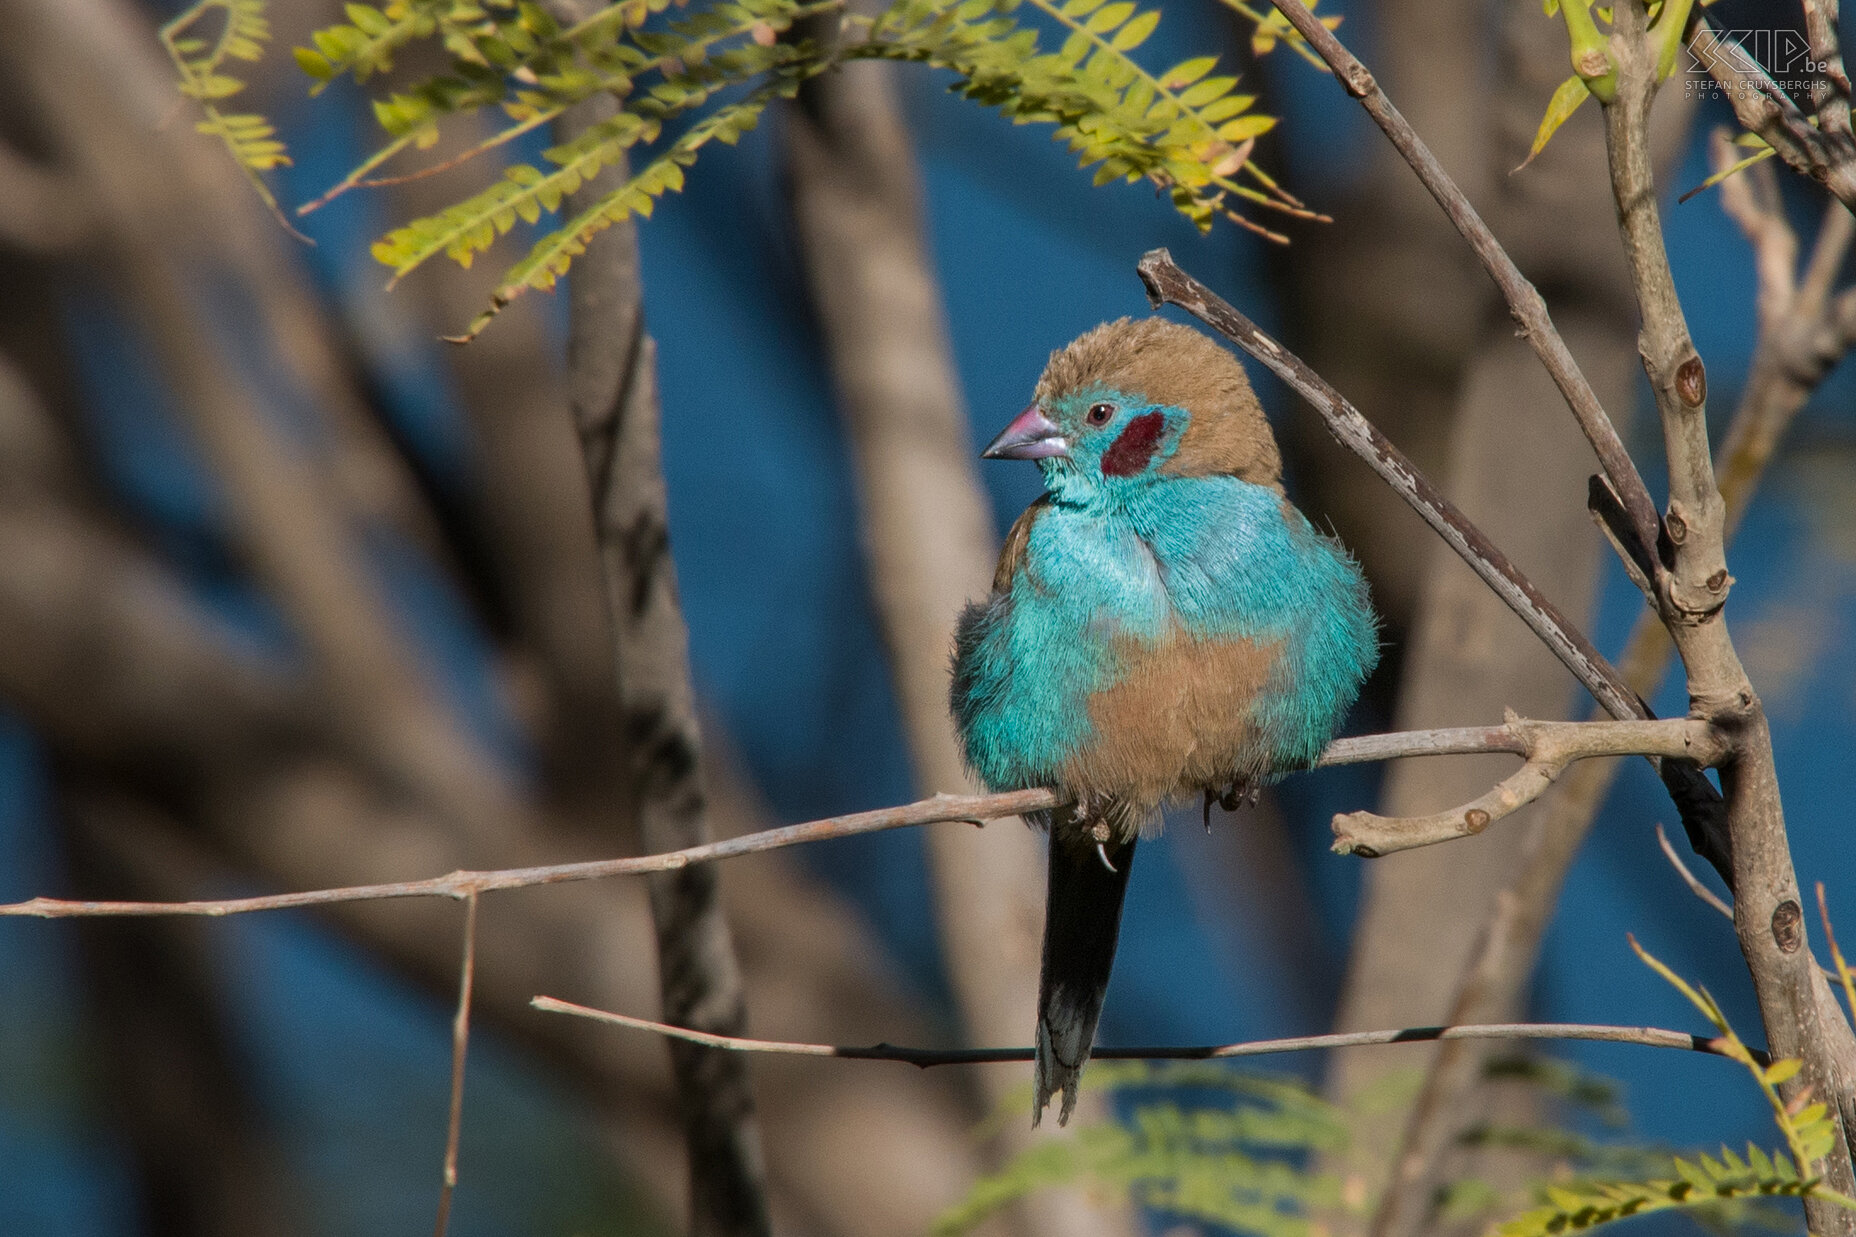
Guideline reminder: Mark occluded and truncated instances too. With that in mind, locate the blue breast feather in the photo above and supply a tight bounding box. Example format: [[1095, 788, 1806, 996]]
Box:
[[952, 475, 1378, 796]]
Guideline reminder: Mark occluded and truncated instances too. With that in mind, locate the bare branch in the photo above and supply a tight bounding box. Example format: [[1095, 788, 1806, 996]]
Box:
[[0, 789, 1063, 918], [1606, 8, 1856, 1224], [1258, 0, 1663, 564], [1716, 130, 1799, 326], [1805, 0, 1853, 145], [1656, 822, 1734, 921], [432, 891, 478, 1237], [1690, 20, 1856, 211], [1331, 717, 1724, 857], [1139, 250, 1645, 724], [1369, 178, 1856, 1226], [529, 998, 1764, 1067], [545, 0, 768, 1222], [0, 721, 1723, 920]]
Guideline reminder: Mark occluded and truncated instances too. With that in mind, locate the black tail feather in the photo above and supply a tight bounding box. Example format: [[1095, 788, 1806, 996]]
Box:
[[1034, 834, 1137, 1126]]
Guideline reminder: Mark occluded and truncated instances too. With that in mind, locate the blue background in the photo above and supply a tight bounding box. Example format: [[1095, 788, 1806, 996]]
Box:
[[1, 0, 1853, 1232]]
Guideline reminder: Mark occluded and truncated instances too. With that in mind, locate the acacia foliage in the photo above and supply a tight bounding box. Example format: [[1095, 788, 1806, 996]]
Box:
[[167, 0, 1328, 338]]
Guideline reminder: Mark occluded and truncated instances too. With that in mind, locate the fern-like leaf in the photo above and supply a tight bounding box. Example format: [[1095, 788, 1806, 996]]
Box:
[[862, 0, 1297, 239], [447, 66, 815, 340], [297, 0, 1333, 332], [1493, 1144, 1819, 1236], [161, 0, 305, 240], [932, 1062, 1348, 1237], [1491, 940, 1856, 1235]]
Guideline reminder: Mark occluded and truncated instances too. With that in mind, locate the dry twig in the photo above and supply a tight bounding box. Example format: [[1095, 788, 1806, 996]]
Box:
[[1330, 716, 1724, 857], [1259, 0, 1662, 565], [432, 891, 479, 1237], [1139, 251, 1645, 724], [0, 723, 1699, 920], [529, 997, 1767, 1067], [1690, 19, 1856, 212]]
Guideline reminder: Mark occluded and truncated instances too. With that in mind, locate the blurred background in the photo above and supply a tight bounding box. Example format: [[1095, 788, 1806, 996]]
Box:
[[0, 0, 1852, 1233]]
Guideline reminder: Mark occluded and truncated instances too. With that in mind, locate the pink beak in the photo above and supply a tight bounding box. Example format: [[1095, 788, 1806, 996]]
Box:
[[981, 404, 1069, 461]]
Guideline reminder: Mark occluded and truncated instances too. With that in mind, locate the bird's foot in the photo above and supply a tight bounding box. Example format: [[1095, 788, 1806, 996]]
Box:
[[1068, 795, 1120, 871], [1204, 780, 1259, 831]]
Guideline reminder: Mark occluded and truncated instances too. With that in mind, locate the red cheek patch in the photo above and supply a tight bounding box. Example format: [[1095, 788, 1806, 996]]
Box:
[[1100, 412, 1166, 477]]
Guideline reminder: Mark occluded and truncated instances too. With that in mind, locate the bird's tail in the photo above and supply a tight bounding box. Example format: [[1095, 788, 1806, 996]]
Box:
[[1034, 831, 1137, 1126]]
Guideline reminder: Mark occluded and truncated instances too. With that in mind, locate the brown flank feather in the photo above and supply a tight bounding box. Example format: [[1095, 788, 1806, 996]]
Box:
[[994, 494, 1053, 593]]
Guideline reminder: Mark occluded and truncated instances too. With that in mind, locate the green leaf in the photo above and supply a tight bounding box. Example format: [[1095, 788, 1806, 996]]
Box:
[[1764, 1058, 1803, 1087], [1215, 113, 1274, 141], [1516, 73, 1589, 171], [294, 46, 335, 77], [1179, 75, 1236, 107], [1110, 9, 1158, 49], [1161, 55, 1216, 88], [1085, 2, 1134, 32]]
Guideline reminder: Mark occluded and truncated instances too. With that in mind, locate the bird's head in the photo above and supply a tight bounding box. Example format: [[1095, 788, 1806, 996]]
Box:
[[981, 317, 1282, 502]]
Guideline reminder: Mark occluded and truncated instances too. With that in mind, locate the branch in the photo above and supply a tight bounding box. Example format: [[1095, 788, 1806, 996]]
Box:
[[1331, 716, 1724, 857], [1656, 821, 1734, 921], [1805, 0, 1853, 148], [547, 0, 768, 1225], [1366, 110, 1856, 1237], [1368, 182, 1856, 1232], [0, 788, 1063, 918], [1716, 129, 1800, 328], [1257, 0, 1663, 565], [1139, 250, 1645, 724], [529, 997, 1767, 1066], [431, 892, 478, 1237], [0, 722, 1719, 919], [1606, 7, 1856, 1225], [1690, 19, 1856, 212]]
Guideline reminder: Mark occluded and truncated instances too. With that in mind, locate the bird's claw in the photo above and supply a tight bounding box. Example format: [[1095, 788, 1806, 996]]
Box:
[[1095, 841, 1118, 873], [1204, 780, 1259, 830]]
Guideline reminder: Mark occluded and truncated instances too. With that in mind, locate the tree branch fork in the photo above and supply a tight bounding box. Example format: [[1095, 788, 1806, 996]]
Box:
[[0, 715, 1728, 920]]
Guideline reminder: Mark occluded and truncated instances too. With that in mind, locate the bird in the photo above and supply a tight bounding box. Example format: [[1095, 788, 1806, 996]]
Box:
[[950, 316, 1379, 1125]]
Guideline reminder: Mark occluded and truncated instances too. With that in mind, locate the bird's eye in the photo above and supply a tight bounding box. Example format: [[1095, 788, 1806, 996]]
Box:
[[1086, 403, 1114, 426]]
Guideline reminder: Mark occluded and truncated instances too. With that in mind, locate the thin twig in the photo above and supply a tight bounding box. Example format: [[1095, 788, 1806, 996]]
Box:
[[1820, 883, 1856, 1026], [1805, 0, 1853, 145], [0, 789, 1058, 918], [1716, 129, 1799, 327], [1655, 822, 1733, 921], [432, 890, 479, 1237], [0, 723, 1707, 920], [1257, 0, 1663, 564], [1139, 250, 1647, 725], [528, 997, 1766, 1066], [1331, 716, 1723, 857], [1690, 19, 1856, 212]]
